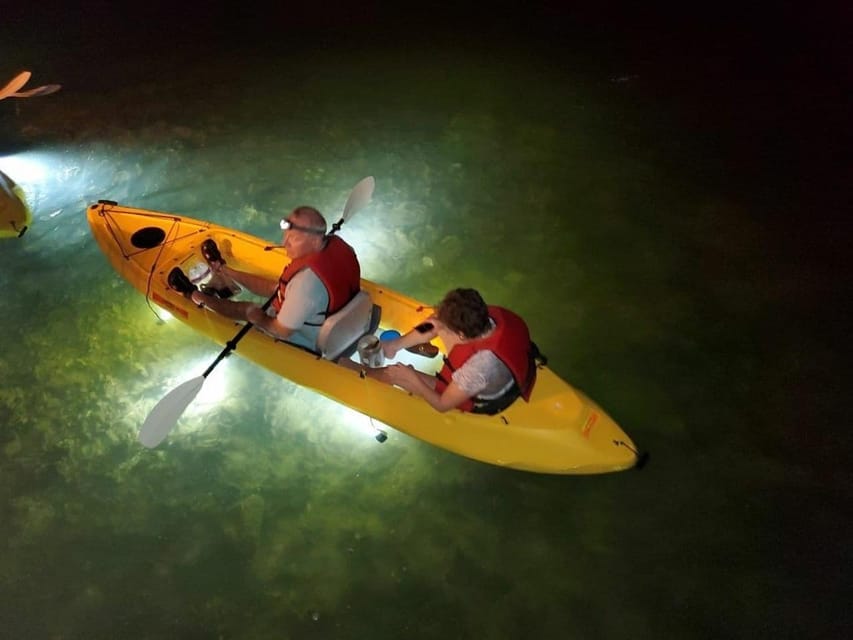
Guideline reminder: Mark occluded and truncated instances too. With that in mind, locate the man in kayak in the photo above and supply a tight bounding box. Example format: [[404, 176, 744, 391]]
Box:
[[167, 206, 361, 352], [372, 288, 538, 414]]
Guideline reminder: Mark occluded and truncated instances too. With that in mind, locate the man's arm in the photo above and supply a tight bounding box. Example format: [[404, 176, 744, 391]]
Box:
[[219, 265, 277, 297], [247, 306, 296, 340]]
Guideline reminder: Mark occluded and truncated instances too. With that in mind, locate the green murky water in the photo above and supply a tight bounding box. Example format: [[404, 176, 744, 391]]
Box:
[[1, 21, 848, 640]]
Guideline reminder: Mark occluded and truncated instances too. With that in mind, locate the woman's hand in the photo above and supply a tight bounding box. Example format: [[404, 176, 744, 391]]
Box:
[[382, 363, 420, 388], [382, 338, 401, 359]]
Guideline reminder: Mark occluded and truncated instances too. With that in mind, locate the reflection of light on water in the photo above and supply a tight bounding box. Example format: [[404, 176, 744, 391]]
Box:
[[0, 151, 50, 183], [340, 226, 382, 274], [162, 355, 233, 437], [186, 359, 230, 415], [270, 386, 398, 453], [192, 370, 229, 414]]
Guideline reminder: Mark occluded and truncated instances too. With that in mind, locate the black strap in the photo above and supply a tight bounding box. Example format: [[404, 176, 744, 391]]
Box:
[[471, 382, 522, 415]]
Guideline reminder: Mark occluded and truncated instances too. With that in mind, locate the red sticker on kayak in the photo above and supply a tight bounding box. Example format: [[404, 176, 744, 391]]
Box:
[[582, 412, 598, 438], [152, 291, 189, 319]]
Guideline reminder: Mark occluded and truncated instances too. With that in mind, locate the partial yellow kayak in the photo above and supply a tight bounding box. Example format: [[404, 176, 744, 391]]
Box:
[[0, 170, 32, 238], [87, 201, 641, 474]]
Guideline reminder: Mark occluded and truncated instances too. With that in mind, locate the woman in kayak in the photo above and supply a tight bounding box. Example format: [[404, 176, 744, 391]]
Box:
[[375, 288, 537, 414]]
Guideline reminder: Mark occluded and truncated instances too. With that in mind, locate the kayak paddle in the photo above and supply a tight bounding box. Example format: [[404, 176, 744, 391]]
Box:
[[0, 71, 31, 101], [138, 176, 376, 448], [10, 84, 62, 98], [0, 71, 62, 101]]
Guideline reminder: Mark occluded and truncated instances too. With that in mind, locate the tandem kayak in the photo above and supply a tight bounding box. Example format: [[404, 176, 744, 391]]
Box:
[[0, 169, 32, 238], [87, 200, 641, 474]]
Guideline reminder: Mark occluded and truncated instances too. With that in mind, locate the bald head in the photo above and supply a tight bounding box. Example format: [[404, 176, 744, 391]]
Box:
[[281, 206, 328, 259], [290, 206, 327, 235]]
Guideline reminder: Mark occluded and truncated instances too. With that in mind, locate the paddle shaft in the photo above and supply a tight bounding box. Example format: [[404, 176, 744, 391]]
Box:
[[201, 295, 275, 378], [10, 84, 61, 98]]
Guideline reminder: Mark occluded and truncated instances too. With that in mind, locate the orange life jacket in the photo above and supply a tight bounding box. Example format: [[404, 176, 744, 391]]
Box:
[[272, 235, 360, 322], [435, 306, 536, 413]]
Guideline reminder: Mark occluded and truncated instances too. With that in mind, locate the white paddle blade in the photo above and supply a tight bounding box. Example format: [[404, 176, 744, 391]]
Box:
[[11, 84, 62, 98], [0, 71, 32, 101], [138, 376, 205, 448], [342, 176, 374, 221]]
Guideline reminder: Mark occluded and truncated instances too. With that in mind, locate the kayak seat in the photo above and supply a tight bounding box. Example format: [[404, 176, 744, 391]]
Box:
[[316, 291, 381, 361]]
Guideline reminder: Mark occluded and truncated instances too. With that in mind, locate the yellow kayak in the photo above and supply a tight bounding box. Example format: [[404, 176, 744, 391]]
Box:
[[87, 200, 641, 474], [0, 169, 32, 238]]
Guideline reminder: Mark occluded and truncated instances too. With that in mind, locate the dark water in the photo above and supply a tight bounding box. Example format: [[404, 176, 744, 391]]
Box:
[[1, 5, 849, 639]]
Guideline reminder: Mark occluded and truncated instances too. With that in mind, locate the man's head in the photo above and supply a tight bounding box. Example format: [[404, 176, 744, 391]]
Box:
[[435, 288, 490, 339], [280, 206, 327, 259]]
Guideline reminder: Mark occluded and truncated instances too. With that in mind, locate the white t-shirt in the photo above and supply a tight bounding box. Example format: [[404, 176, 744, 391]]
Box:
[[451, 350, 515, 399], [267, 268, 329, 350]]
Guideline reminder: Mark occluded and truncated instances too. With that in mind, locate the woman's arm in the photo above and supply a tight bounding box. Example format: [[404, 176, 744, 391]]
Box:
[[381, 364, 472, 413], [382, 320, 438, 358]]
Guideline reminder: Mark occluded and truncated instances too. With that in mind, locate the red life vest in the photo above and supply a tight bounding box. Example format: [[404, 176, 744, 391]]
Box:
[[435, 306, 536, 413], [272, 235, 361, 319]]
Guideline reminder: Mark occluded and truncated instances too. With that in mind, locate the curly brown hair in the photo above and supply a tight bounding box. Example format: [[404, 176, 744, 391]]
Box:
[[436, 288, 490, 339]]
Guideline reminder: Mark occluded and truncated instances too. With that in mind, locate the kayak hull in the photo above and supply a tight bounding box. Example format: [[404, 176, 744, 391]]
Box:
[[0, 170, 32, 238], [87, 201, 640, 475]]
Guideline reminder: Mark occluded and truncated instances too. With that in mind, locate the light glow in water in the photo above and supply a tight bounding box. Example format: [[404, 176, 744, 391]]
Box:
[[0, 151, 50, 184], [181, 357, 231, 419], [154, 308, 174, 323], [143, 355, 234, 443], [347, 407, 393, 442], [273, 384, 398, 451]]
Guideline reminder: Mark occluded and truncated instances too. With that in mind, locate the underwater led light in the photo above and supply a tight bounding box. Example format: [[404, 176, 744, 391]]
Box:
[[133, 296, 176, 324], [346, 410, 391, 443], [154, 308, 175, 323]]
